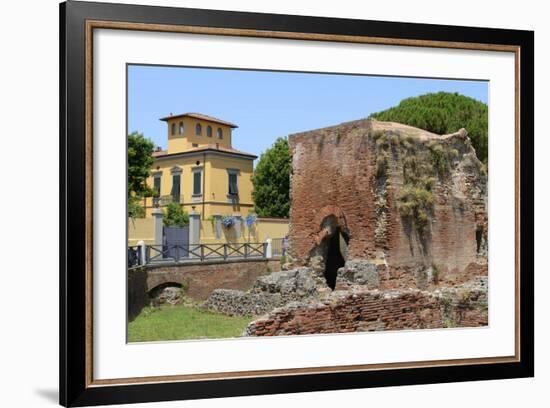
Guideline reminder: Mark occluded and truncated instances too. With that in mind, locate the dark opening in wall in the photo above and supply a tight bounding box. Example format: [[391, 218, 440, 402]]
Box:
[[476, 226, 483, 253], [324, 228, 348, 290]]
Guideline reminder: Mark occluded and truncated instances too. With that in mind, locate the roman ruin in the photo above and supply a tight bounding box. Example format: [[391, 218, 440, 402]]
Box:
[[204, 118, 489, 335]]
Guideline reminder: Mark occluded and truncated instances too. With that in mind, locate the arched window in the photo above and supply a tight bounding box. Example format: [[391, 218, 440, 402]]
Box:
[[217, 128, 223, 139], [171, 123, 176, 135], [195, 123, 202, 135], [207, 126, 213, 137], [179, 121, 184, 134]]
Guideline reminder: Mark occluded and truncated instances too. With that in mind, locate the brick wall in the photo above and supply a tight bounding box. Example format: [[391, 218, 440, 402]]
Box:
[[288, 119, 487, 289], [289, 120, 377, 262], [127, 267, 148, 321], [146, 258, 281, 300], [245, 288, 488, 336]]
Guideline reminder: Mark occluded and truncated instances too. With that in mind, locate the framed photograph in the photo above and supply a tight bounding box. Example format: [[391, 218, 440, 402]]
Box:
[[60, 1, 534, 406]]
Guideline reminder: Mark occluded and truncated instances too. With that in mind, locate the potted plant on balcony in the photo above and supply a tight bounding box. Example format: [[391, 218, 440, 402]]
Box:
[[221, 215, 236, 229]]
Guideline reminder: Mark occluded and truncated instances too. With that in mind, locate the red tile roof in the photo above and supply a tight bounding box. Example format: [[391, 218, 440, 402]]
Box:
[[152, 149, 167, 157], [159, 112, 238, 128]]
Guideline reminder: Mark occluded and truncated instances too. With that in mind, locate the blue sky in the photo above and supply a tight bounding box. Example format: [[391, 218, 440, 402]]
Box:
[[128, 65, 488, 160]]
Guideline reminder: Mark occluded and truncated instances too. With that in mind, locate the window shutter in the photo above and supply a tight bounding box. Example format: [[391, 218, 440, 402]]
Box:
[[154, 177, 161, 194], [228, 173, 238, 195], [171, 175, 180, 202], [193, 171, 201, 195]]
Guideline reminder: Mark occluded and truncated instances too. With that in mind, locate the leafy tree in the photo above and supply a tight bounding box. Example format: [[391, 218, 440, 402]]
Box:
[[369, 92, 488, 162], [128, 196, 145, 218], [252, 137, 290, 218], [128, 132, 155, 218], [163, 202, 189, 227]]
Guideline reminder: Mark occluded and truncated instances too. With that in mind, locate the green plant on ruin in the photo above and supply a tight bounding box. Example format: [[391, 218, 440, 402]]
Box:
[[372, 128, 464, 241], [397, 185, 434, 233], [427, 141, 459, 177], [442, 318, 457, 329], [372, 129, 385, 142], [372, 130, 393, 244], [428, 142, 448, 175], [376, 152, 389, 178], [456, 288, 471, 305]]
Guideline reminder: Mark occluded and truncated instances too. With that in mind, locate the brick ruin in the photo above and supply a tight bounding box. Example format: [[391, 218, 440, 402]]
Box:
[[287, 119, 488, 291], [203, 119, 488, 336]]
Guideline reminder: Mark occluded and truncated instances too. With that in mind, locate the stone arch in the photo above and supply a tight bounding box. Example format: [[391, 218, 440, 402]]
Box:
[[312, 205, 348, 240], [148, 282, 185, 306]]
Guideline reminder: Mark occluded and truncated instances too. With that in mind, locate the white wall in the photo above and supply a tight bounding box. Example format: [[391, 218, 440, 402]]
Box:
[[0, 1, 546, 408]]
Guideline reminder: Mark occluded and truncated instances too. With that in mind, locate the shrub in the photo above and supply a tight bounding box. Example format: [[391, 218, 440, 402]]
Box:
[[163, 202, 189, 227], [428, 143, 450, 175], [128, 196, 145, 218], [397, 186, 434, 231], [376, 153, 389, 178]]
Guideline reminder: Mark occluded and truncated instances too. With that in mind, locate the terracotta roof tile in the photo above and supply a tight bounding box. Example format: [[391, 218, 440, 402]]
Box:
[[159, 112, 238, 128]]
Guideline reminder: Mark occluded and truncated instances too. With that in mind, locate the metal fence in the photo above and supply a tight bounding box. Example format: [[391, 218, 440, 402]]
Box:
[[128, 242, 268, 267], [127, 246, 142, 268], [270, 237, 287, 257]]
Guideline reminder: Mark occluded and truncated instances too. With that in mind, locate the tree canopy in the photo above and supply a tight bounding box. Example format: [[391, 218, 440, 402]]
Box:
[[369, 92, 488, 162], [128, 132, 155, 218], [252, 137, 290, 218]]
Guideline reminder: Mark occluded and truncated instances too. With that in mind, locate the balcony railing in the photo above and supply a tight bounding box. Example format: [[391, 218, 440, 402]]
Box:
[[146, 195, 185, 207]]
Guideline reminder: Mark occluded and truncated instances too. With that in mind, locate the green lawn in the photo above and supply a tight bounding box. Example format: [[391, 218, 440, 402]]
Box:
[[128, 305, 253, 342]]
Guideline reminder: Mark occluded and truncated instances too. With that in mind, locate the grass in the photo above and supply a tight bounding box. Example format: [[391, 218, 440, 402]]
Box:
[[128, 305, 253, 342]]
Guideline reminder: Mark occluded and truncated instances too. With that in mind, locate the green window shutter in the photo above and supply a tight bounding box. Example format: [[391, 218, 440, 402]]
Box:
[[154, 177, 161, 195], [171, 175, 180, 202], [228, 173, 238, 195], [193, 171, 201, 195]]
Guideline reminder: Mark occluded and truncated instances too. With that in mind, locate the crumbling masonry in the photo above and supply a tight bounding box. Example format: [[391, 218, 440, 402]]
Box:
[[287, 119, 487, 291], [204, 119, 488, 336]]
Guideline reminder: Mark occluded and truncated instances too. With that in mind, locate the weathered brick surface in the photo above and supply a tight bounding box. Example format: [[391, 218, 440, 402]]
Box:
[[146, 259, 281, 300], [289, 120, 377, 262], [245, 284, 488, 336], [288, 119, 487, 289]]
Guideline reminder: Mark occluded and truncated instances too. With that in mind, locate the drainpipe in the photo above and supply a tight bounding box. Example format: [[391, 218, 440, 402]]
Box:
[[202, 152, 206, 220]]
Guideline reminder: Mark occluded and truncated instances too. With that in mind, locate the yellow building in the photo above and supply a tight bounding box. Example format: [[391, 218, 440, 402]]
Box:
[[142, 112, 257, 220], [129, 112, 289, 247]]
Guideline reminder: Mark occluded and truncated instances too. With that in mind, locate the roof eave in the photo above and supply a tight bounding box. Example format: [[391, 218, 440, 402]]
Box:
[[159, 114, 238, 128], [153, 148, 257, 160]]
